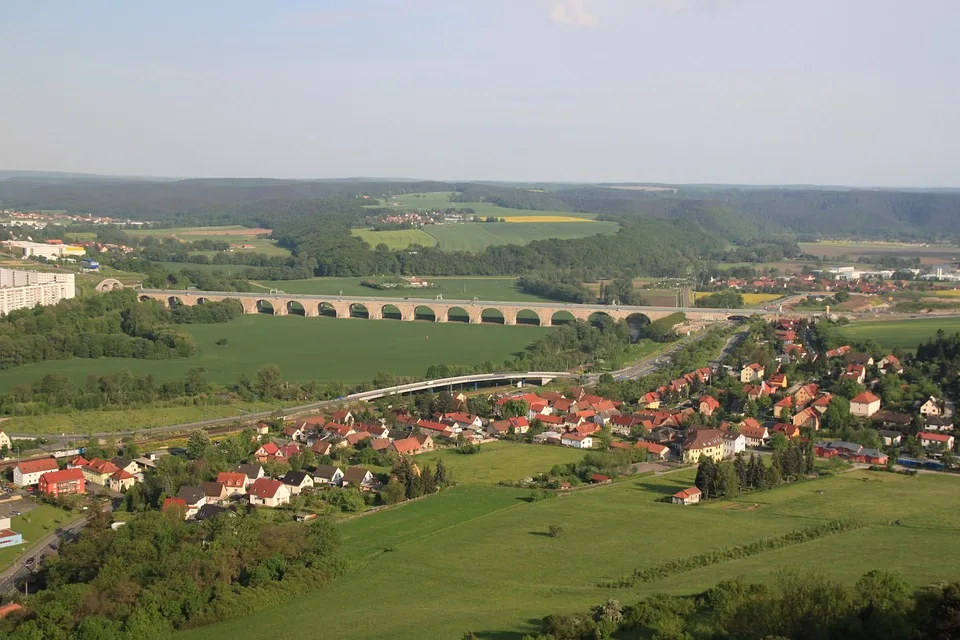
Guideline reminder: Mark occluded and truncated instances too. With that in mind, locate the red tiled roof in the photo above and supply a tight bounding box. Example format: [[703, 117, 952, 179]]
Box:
[[40, 468, 84, 484], [919, 431, 952, 443], [249, 478, 285, 499], [111, 469, 135, 480], [85, 458, 120, 475], [635, 441, 668, 455], [258, 442, 280, 455], [217, 472, 246, 488], [0, 603, 24, 619], [851, 392, 881, 405], [391, 437, 421, 454], [673, 487, 701, 499], [16, 458, 59, 475], [162, 497, 187, 511]]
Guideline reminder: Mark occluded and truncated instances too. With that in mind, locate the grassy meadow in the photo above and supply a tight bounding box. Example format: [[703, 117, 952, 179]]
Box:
[[695, 291, 783, 306], [183, 469, 960, 640], [838, 317, 960, 351], [126, 225, 290, 257], [423, 220, 619, 253], [417, 442, 590, 485], [350, 228, 437, 250], [251, 276, 556, 302], [374, 191, 596, 220], [0, 315, 549, 392]]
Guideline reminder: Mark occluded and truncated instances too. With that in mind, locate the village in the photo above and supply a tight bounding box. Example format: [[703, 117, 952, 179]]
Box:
[[0, 315, 957, 534]]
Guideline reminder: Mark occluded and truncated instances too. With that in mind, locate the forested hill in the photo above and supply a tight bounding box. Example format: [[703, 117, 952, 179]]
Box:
[[1, 174, 958, 240]]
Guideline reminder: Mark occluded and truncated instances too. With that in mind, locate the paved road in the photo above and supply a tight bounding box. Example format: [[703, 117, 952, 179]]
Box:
[[0, 516, 88, 595]]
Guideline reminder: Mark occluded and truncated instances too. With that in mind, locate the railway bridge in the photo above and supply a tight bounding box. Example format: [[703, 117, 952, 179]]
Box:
[[135, 289, 780, 326]]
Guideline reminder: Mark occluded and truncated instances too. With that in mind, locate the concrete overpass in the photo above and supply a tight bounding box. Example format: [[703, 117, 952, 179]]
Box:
[[136, 288, 779, 326]]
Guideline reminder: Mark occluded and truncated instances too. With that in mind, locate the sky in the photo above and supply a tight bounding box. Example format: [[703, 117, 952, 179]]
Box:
[[0, 0, 957, 186]]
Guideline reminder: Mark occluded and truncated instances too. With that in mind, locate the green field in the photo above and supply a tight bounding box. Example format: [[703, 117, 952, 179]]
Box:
[[0, 315, 549, 392], [184, 469, 960, 640], [423, 221, 619, 253], [799, 241, 960, 265], [350, 228, 437, 250], [838, 317, 960, 351], [417, 442, 589, 485], [0, 401, 283, 435], [0, 505, 79, 569], [252, 276, 556, 302]]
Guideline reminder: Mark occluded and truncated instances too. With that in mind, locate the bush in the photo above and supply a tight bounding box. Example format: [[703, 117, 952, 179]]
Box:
[[548, 524, 565, 538], [216, 337, 229, 345]]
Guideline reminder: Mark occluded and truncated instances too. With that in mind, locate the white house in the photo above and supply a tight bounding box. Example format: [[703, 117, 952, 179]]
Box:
[[13, 458, 59, 487], [920, 397, 942, 417], [850, 392, 882, 418], [280, 470, 314, 495], [560, 433, 593, 449], [313, 464, 344, 486], [917, 432, 955, 450], [0, 430, 11, 451], [248, 478, 291, 507], [722, 432, 746, 459]]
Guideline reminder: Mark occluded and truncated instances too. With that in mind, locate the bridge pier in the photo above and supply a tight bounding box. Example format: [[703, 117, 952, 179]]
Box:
[[503, 310, 517, 326], [241, 300, 258, 314], [304, 305, 319, 317], [368, 307, 383, 320], [468, 308, 483, 324]]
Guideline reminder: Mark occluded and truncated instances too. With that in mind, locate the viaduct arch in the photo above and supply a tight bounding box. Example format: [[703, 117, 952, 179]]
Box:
[[135, 290, 772, 326]]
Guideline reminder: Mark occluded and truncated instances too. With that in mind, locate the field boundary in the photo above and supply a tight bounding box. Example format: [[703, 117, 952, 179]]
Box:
[[603, 518, 864, 588]]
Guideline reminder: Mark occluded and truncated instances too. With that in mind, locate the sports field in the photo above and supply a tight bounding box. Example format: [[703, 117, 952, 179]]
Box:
[[184, 469, 960, 640], [349, 228, 437, 250], [694, 292, 782, 306], [0, 315, 549, 393], [253, 276, 556, 302], [838, 317, 960, 351]]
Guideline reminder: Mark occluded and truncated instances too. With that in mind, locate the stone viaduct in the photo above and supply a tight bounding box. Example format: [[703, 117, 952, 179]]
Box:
[[135, 289, 771, 326]]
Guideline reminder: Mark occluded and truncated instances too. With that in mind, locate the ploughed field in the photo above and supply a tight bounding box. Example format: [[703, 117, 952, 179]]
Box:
[[0, 315, 550, 393], [182, 468, 960, 640]]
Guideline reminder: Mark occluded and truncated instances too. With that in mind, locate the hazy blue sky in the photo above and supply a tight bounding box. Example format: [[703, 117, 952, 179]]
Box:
[[0, 0, 956, 186]]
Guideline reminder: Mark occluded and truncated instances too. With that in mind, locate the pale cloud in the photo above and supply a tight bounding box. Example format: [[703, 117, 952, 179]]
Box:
[[549, 0, 599, 27], [656, 0, 738, 12]]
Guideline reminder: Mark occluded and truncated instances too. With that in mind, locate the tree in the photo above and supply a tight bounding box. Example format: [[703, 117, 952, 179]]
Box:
[[695, 457, 718, 499], [769, 432, 789, 452], [855, 569, 911, 613], [434, 458, 450, 487], [382, 479, 406, 505], [501, 399, 529, 419], [716, 461, 740, 498], [255, 364, 282, 398], [764, 463, 782, 488], [186, 429, 210, 460]]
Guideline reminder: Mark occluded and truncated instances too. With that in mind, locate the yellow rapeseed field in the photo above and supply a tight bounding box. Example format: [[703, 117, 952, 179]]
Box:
[[502, 216, 590, 223]]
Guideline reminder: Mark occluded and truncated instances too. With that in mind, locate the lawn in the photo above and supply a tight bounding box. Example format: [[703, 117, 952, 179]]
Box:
[[252, 276, 557, 302], [838, 317, 960, 351], [0, 315, 550, 393], [350, 228, 437, 250], [416, 442, 589, 485], [424, 221, 619, 253], [0, 504, 79, 569], [183, 470, 960, 640]]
